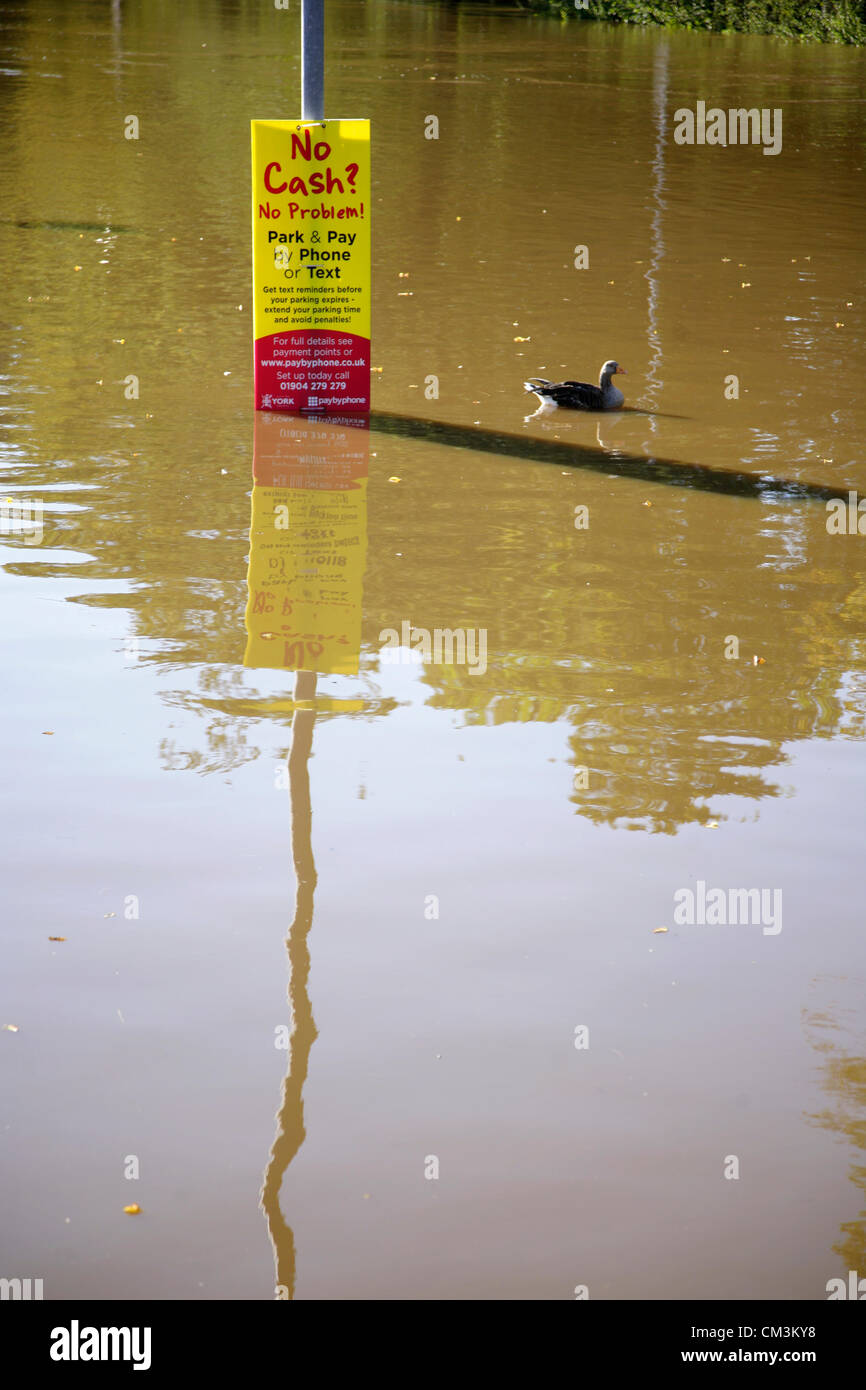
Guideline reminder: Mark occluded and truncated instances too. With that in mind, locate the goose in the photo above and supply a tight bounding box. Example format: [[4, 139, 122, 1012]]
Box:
[[524, 360, 626, 411]]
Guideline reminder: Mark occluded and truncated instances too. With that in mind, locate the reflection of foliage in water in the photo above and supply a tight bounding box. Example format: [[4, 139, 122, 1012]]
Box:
[[160, 667, 256, 777], [371, 463, 866, 834], [422, 666, 794, 835], [478, 0, 866, 45], [804, 980, 866, 1275], [7, 453, 866, 821], [156, 661, 397, 776]]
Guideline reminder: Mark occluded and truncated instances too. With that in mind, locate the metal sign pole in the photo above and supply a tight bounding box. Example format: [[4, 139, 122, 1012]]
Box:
[[252, 1, 370, 414], [301, 0, 324, 122]]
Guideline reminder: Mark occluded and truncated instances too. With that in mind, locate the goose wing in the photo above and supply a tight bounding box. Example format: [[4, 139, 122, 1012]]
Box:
[[553, 379, 605, 409]]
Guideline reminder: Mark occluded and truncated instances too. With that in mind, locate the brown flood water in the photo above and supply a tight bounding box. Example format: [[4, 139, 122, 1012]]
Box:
[[1, 0, 865, 1300]]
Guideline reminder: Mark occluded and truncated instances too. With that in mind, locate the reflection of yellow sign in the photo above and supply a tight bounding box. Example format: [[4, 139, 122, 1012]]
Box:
[[251, 119, 371, 413], [244, 413, 368, 675]]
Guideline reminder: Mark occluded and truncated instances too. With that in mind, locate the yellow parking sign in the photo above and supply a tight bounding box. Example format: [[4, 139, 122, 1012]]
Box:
[[251, 119, 371, 412]]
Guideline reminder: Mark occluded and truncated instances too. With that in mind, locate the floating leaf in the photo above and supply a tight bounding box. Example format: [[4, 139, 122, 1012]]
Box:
[[123, 1204, 141, 1215], [653, 927, 668, 934], [48, 936, 66, 942], [3, 1023, 19, 1032]]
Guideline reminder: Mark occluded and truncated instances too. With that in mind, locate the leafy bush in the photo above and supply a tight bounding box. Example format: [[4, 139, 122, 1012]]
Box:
[[492, 0, 866, 44]]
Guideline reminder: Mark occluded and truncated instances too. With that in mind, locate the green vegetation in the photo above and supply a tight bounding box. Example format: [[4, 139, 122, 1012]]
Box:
[[489, 0, 866, 45]]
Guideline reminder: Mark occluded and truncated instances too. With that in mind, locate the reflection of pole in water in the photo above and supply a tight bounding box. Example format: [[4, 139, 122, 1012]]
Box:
[[643, 41, 669, 434], [249, 412, 368, 1297], [260, 668, 318, 1300]]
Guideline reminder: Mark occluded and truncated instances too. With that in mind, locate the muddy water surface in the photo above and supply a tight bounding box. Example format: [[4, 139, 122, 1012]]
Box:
[[1, 0, 865, 1299]]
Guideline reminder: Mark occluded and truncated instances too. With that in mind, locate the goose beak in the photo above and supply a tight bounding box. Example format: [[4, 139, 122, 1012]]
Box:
[[615, 367, 627, 375]]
